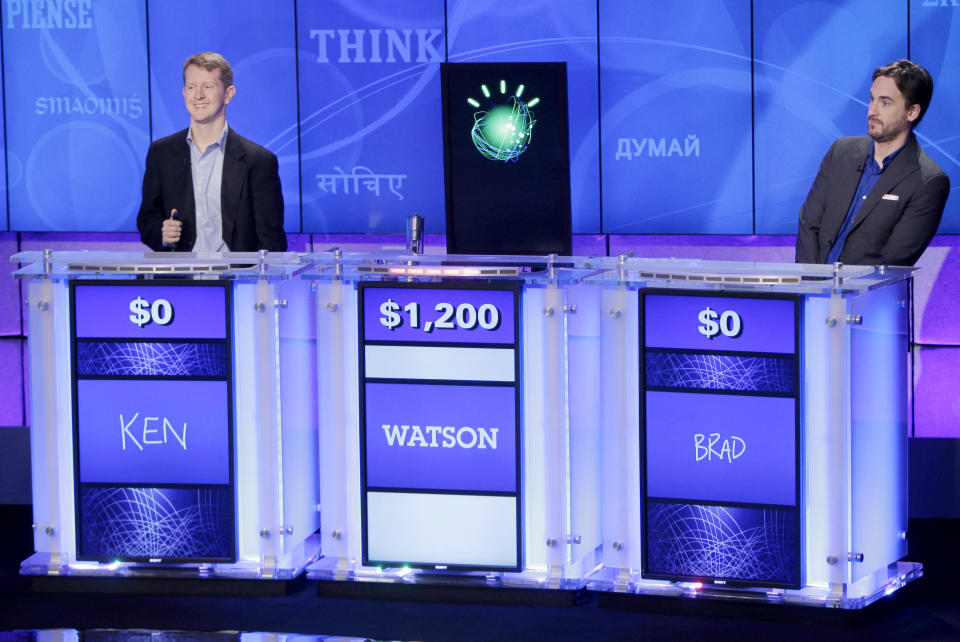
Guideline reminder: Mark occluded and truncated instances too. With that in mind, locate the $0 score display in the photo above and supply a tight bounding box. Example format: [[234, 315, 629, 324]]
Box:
[[129, 296, 174, 328], [697, 306, 742, 339]]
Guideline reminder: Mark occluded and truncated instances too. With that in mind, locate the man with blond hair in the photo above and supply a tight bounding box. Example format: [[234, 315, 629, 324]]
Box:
[[138, 52, 286, 252]]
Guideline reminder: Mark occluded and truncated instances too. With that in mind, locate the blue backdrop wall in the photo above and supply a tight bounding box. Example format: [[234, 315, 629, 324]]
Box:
[[1, 1, 959, 513], [1, 0, 957, 235]]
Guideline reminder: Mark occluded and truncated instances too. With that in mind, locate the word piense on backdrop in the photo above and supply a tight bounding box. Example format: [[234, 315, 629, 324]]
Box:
[[6, 0, 92, 29]]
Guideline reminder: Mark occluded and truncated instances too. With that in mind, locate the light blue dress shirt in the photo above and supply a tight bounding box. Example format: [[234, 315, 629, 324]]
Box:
[[187, 124, 228, 253]]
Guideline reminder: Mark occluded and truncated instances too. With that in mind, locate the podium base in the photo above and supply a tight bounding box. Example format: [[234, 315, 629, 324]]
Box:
[[588, 560, 922, 611]]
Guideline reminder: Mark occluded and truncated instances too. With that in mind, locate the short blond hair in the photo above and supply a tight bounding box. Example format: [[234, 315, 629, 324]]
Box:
[[183, 52, 233, 89]]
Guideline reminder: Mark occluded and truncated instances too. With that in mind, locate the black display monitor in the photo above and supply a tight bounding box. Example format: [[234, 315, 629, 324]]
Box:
[[441, 62, 571, 256]]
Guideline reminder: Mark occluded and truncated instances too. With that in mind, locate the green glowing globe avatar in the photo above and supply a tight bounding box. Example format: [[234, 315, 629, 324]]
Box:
[[467, 81, 539, 162]]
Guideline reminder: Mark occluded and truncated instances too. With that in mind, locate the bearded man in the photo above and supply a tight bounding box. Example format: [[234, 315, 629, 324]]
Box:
[[795, 59, 949, 266]]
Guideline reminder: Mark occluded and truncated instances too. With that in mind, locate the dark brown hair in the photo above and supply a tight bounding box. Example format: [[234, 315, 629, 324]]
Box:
[[873, 59, 934, 128]]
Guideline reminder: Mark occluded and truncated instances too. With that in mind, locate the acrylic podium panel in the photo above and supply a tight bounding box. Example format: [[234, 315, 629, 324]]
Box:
[[13, 251, 320, 579], [586, 257, 917, 608], [305, 253, 603, 587]]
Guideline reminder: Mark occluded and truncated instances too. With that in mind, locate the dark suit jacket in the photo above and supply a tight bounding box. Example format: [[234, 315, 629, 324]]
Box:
[[137, 127, 286, 252], [795, 135, 949, 266]]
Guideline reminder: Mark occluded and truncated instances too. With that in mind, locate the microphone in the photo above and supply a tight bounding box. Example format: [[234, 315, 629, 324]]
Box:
[[406, 214, 424, 255]]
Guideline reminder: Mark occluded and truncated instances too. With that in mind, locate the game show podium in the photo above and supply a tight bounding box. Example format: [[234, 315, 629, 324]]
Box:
[[13, 251, 320, 582], [586, 257, 918, 609], [304, 252, 605, 589], [12, 249, 919, 607]]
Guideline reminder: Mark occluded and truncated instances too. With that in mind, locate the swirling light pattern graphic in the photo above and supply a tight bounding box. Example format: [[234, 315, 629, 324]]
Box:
[[645, 350, 794, 393], [468, 81, 538, 162], [646, 502, 798, 585], [79, 487, 232, 559], [76, 341, 227, 377]]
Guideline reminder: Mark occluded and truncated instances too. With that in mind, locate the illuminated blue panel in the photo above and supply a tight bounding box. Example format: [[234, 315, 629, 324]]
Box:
[[642, 291, 800, 587], [359, 282, 522, 570], [0, 24, 6, 230], [849, 282, 909, 582], [645, 391, 797, 506], [71, 280, 235, 562], [599, 0, 752, 234], [646, 350, 795, 394], [297, 1, 446, 233], [77, 379, 230, 485], [645, 502, 799, 586], [910, 0, 960, 233], [365, 382, 518, 492], [446, 0, 599, 233], [147, 0, 300, 234], [754, 0, 907, 233], [2, 0, 150, 231], [75, 341, 228, 377], [79, 486, 233, 560]]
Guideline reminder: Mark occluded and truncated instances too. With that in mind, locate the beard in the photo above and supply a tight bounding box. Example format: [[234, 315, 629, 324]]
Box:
[[868, 115, 910, 143]]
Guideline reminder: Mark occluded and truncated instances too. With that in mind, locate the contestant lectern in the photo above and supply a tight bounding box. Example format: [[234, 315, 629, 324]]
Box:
[[14, 251, 320, 579], [586, 257, 915, 608]]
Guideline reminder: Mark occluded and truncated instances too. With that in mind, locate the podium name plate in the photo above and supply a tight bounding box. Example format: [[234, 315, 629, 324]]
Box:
[[70, 281, 236, 563], [640, 291, 801, 588], [358, 282, 522, 571]]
